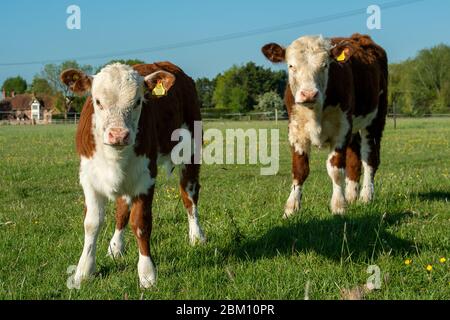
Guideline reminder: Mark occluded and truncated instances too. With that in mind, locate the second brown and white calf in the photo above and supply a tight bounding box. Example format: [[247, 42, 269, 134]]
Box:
[[61, 61, 205, 288], [262, 33, 388, 217]]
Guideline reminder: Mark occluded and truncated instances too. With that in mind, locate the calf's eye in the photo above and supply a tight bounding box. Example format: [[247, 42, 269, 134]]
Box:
[[95, 99, 103, 110], [134, 99, 142, 108]]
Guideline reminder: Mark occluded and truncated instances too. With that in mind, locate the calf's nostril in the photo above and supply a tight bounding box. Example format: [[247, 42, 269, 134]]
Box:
[[123, 131, 130, 142]]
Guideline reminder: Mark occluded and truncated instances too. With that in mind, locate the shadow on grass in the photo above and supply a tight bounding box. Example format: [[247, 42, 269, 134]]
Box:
[[415, 191, 450, 202], [96, 259, 130, 278], [229, 211, 417, 263]]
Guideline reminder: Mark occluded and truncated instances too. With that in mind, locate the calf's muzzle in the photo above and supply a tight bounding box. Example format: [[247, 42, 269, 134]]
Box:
[[107, 127, 130, 146]]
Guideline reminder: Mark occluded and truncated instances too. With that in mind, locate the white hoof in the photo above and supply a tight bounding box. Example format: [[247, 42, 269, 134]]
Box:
[[345, 179, 359, 204], [359, 184, 374, 203], [138, 254, 157, 289], [283, 206, 298, 219], [331, 193, 346, 215], [107, 229, 125, 258], [284, 184, 302, 219], [188, 211, 206, 245], [73, 261, 95, 287], [73, 272, 88, 288], [189, 226, 206, 245]]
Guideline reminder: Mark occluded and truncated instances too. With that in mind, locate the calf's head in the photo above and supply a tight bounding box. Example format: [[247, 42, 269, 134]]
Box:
[[262, 35, 354, 108], [61, 63, 175, 147]]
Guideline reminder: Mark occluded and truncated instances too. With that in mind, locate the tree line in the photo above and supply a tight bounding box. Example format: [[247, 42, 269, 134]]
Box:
[[389, 44, 450, 115], [2, 44, 449, 116], [196, 62, 286, 113]]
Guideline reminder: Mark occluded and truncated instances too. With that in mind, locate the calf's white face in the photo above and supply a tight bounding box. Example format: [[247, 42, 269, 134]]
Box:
[[262, 35, 354, 108], [92, 64, 143, 147], [60, 63, 175, 148], [286, 36, 332, 106]]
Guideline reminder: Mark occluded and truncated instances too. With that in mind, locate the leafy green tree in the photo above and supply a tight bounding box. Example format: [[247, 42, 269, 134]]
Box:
[[195, 77, 216, 109], [240, 62, 286, 109], [389, 61, 415, 115], [30, 77, 53, 95], [2, 76, 27, 96], [411, 44, 450, 114], [389, 44, 450, 115], [254, 91, 284, 111], [212, 66, 240, 110], [212, 62, 286, 111], [229, 87, 248, 112]]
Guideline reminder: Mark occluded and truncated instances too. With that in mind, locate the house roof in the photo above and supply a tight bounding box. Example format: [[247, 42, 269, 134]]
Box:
[[0, 94, 55, 112]]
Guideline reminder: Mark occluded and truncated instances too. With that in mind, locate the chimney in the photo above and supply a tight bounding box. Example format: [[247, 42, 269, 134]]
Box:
[[11, 90, 15, 97], [2, 88, 5, 99]]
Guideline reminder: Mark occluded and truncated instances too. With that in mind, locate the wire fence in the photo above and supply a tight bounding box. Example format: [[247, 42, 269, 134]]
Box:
[[1, 110, 450, 126], [0, 110, 288, 125]]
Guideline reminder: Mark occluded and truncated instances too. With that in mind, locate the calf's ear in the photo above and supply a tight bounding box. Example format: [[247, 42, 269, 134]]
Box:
[[144, 71, 176, 98], [60, 69, 92, 95], [261, 43, 286, 63], [331, 41, 355, 64]]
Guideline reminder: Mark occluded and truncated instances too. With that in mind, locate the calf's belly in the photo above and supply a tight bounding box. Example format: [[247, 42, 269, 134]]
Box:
[[80, 155, 155, 200], [288, 105, 350, 152], [288, 105, 379, 152], [352, 108, 378, 133]]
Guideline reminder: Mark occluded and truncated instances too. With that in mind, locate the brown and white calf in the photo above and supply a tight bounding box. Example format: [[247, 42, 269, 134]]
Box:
[[61, 61, 205, 288], [262, 33, 388, 217]]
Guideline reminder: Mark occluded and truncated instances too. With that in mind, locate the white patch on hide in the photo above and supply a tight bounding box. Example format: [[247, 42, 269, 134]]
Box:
[[352, 109, 378, 133]]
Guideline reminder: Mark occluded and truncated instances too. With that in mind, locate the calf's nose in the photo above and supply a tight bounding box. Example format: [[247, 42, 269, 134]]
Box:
[[299, 90, 319, 103], [108, 128, 130, 145]]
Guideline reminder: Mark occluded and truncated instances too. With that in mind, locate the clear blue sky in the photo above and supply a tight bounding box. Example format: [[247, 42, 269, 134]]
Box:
[[0, 0, 449, 86]]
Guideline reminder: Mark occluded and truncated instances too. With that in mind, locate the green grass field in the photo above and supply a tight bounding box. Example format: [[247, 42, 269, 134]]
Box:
[[0, 118, 449, 300]]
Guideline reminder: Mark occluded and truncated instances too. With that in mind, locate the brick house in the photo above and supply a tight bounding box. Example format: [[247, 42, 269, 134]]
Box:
[[0, 91, 54, 123]]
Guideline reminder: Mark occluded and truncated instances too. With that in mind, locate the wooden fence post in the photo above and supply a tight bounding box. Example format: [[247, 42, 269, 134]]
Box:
[[393, 101, 397, 130]]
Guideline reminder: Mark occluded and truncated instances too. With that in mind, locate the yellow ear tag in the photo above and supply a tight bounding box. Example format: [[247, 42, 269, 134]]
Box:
[[336, 50, 346, 62], [72, 74, 79, 81], [152, 80, 166, 97]]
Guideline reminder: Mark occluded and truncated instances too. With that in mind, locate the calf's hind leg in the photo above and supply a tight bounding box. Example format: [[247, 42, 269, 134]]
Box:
[[180, 162, 206, 245], [345, 133, 362, 203], [360, 128, 381, 203]]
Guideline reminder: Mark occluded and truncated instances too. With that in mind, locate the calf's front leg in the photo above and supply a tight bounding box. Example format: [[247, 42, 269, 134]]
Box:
[[74, 184, 106, 286], [284, 148, 310, 219], [130, 187, 157, 288], [108, 197, 131, 258]]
